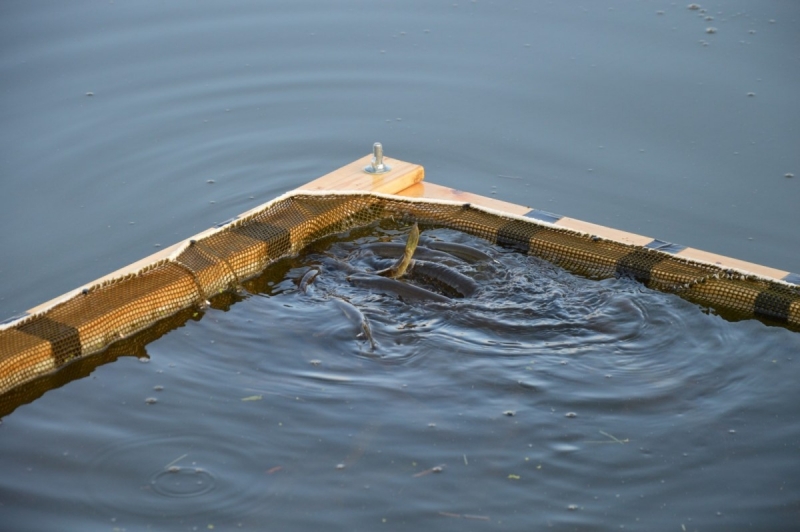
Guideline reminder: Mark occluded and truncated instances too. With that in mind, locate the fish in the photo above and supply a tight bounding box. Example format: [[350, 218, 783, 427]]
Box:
[[376, 223, 419, 279], [408, 260, 478, 297], [357, 242, 463, 264], [347, 273, 451, 303], [298, 267, 320, 293], [420, 240, 498, 264], [331, 296, 376, 350]]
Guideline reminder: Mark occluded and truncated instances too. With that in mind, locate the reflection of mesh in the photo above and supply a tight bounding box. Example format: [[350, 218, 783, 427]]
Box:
[[2, 192, 798, 396]]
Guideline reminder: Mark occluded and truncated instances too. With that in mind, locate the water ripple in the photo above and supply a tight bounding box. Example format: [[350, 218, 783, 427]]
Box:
[[84, 432, 278, 522]]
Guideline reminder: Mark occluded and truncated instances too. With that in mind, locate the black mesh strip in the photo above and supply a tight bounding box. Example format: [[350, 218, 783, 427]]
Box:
[[753, 291, 790, 323], [616, 250, 669, 284], [17, 317, 81, 366], [497, 220, 546, 252]]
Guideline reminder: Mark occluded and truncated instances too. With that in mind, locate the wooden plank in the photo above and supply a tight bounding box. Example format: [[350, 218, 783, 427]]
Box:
[[296, 154, 424, 194], [675, 247, 789, 280], [397, 181, 532, 215], [555, 217, 654, 247]]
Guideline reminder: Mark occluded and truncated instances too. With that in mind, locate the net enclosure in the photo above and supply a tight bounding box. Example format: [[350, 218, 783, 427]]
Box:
[[2, 189, 799, 398]]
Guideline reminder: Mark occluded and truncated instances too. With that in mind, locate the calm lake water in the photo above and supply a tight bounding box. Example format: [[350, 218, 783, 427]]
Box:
[[1, 1, 799, 530]]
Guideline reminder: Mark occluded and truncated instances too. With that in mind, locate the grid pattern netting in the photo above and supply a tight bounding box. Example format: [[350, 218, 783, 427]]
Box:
[[1, 193, 798, 395]]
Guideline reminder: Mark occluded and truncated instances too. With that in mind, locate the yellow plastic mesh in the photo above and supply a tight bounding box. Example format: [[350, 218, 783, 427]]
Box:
[[1, 192, 798, 397]]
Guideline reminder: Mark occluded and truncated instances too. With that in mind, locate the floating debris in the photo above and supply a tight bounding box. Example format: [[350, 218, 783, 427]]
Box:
[[145, 397, 158, 404], [438, 512, 490, 521], [240, 395, 262, 402], [565, 412, 577, 418], [413, 465, 445, 477], [785, 173, 795, 179], [706, 27, 717, 34], [503, 410, 516, 417], [687, 3, 701, 10]]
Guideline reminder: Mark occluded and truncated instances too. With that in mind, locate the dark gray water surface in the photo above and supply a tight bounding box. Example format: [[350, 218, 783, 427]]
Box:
[[1, 1, 799, 530], [2, 224, 800, 531]]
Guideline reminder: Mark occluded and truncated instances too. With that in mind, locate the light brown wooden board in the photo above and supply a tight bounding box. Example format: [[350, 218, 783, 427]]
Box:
[[296, 154, 424, 194]]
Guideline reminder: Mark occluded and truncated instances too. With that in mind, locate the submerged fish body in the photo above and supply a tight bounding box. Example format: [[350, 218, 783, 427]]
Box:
[[408, 260, 478, 298], [419, 239, 497, 264], [357, 243, 462, 264], [331, 296, 376, 350], [347, 273, 452, 303], [298, 267, 320, 293]]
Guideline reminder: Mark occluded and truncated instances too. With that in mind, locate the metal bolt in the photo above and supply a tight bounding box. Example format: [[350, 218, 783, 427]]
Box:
[[364, 142, 391, 174]]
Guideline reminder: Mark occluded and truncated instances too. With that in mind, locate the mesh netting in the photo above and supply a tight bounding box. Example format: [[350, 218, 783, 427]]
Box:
[[2, 191, 798, 396]]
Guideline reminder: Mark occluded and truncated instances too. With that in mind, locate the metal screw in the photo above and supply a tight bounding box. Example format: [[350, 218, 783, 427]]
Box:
[[364, 142, 391, 174]]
